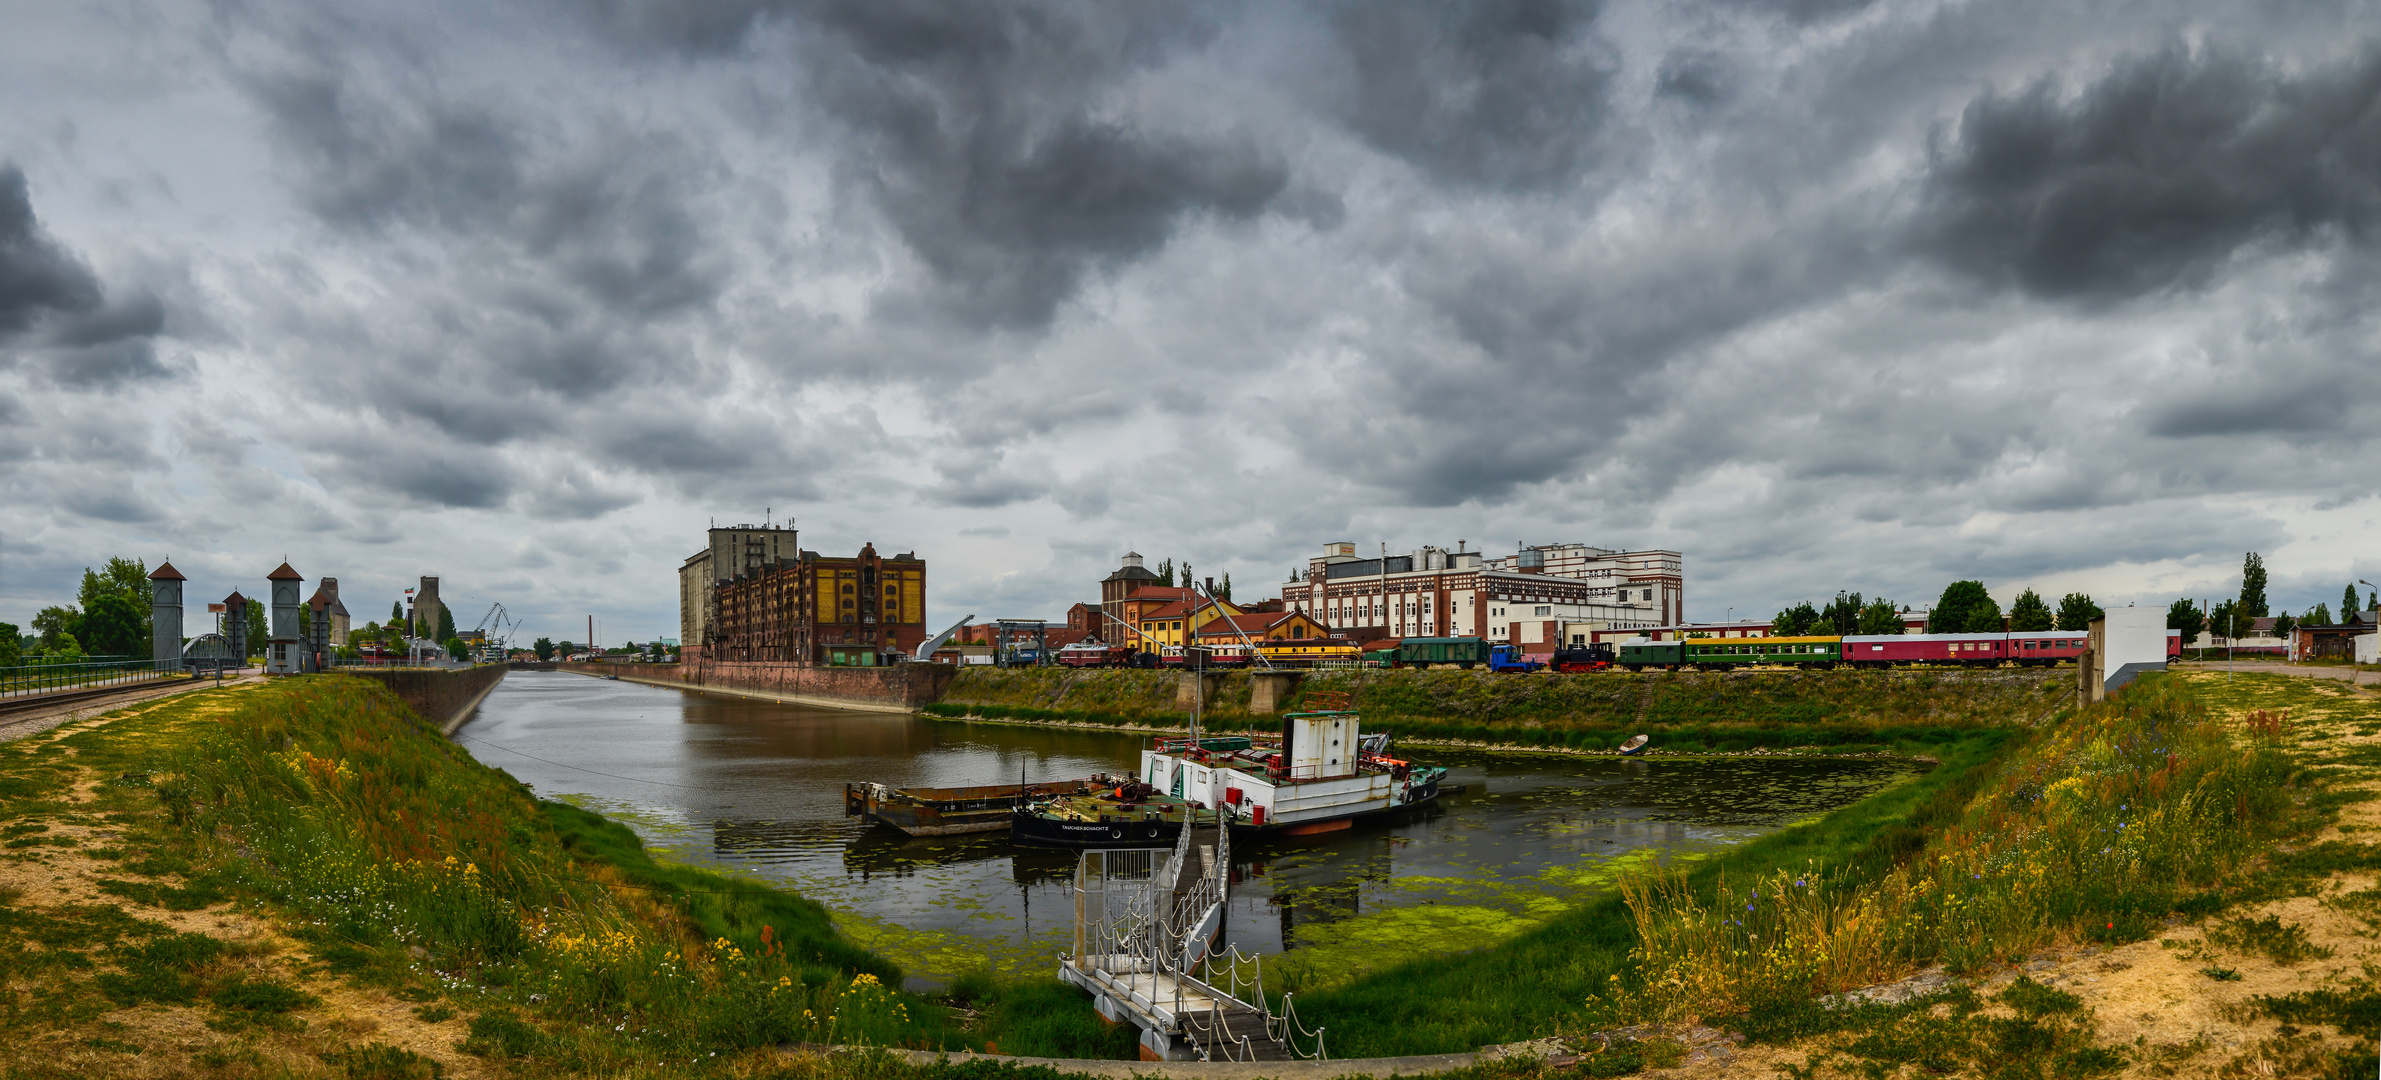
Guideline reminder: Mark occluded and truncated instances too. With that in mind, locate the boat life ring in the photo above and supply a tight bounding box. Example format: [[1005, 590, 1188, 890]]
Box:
[[1110, 828, 1123, 839]]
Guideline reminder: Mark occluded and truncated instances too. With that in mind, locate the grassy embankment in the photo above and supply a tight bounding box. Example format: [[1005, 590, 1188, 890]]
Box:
[[0, 676, 1128, 1078], [1299, 670, 2381, 1077], [930, 666, 2069, 756]]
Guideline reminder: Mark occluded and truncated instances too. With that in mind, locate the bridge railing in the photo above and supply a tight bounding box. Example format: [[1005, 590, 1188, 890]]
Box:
[[0, 657, 187, 701]]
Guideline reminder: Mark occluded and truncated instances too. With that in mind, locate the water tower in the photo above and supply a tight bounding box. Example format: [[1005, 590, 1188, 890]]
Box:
[[148, 562, 185, 671], [266, 563, 304, 675]]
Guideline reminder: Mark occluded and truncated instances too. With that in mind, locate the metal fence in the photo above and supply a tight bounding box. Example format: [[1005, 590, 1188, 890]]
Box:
[[0, 657, 188, 701]]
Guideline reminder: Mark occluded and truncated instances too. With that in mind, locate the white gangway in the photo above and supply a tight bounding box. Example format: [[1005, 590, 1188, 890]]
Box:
[[1058, 810, 1330, 1062]]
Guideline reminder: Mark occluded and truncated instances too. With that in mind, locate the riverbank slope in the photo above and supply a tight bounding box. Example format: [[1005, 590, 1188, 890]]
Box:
[[933, 667, 2068, 754], [1290, 670, 2381, 1077], [0, 676, 1001, 1079]]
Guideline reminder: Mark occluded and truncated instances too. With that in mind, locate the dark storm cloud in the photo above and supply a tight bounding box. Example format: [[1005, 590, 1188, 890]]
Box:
[[39, 295, 169, 386], [0, 166, 170, 386], [0, 166, 102, 332], [241, 67, 724, 321], [2146, 377, 2359, 437], [1711, 0, 1877, 27], [1329, 0, 1614, 190], [800, 0, 1291, 328], [1920, 42, 2381, 301], [1654, 48, 1728, 107], [569, 0, 792, 54]]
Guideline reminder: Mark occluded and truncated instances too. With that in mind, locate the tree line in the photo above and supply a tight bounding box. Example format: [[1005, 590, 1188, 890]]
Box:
[[2165, 552, 2375, 643], [4, 557, 467, 669], [1769, 552, 2375, 647]]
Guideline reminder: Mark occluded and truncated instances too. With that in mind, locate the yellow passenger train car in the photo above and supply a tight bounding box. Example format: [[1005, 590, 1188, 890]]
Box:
[[1255, 637, 1363, 668]]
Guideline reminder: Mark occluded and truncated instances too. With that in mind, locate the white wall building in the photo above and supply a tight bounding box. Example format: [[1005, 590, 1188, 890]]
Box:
[[1281, 541, 1672, 646], [1484, 543, 1686, 626]]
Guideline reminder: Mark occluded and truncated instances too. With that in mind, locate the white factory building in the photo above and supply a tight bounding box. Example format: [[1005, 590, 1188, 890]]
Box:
[[1280, 541, 1680, 649]]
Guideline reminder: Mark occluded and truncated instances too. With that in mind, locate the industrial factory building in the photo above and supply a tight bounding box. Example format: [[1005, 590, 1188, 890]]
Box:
[[679, 522, 927, 666]]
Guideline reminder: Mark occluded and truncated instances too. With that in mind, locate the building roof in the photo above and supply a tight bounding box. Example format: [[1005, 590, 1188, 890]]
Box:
[[1195, 611, 1316, 638], [1138, 599, 1230, 621], [222, 591, 246, 606], [267, 563, 302, 581], [1104, 564, 1161, 584], [148, 561, 185, 581], [1132, 585, 1205, 601]]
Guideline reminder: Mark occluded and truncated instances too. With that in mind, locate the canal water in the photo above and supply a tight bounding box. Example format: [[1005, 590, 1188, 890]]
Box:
[[456, 672, 1919, 989]]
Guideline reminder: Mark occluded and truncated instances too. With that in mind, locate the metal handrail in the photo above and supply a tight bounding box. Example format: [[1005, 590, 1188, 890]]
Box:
[[0, 657, 187, 701]]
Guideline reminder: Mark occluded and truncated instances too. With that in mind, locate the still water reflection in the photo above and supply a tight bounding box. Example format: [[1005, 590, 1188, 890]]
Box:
[[458, 672, 1917, 986]]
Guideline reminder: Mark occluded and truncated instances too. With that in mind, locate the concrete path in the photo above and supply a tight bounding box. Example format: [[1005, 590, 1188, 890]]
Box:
[[0, 674, 261, 743], [2170, 660, 2380, 688]]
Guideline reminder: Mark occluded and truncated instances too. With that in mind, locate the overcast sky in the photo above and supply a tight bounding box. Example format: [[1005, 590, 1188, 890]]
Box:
[[4, 0, 2378, 645]]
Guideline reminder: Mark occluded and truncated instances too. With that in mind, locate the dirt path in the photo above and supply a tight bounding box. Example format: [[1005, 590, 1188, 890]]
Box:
[[2172, 659, 2380, 687], [0, 673, 263, 744], [0, 684, 485, 1079], [1742, 671, 2381, 1079]]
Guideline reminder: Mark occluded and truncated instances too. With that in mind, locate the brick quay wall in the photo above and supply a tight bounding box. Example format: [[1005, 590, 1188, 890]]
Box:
[[343, 664, 509, 735], [559, 659, 956, 714]]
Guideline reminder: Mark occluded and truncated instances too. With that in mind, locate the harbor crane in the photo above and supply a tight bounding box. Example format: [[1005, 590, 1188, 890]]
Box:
[[473, 602, 518, 659], [913, 614, 976, 661]]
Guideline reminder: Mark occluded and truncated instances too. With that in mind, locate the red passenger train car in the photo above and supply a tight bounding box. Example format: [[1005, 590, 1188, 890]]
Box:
[[1842, 630, 2182, 669]]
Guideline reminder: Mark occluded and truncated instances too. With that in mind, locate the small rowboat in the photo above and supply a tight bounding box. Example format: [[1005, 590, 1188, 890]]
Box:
[[1618, 733, 1650, 755]]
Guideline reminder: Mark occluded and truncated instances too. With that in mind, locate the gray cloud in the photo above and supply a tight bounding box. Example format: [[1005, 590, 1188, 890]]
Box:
[[1918, 41, 2381, 301], [1329, 0, 1615, 190], [0, 166, 102, 332], [10, 0, 2381, 637], [0, 166, 170, 387], [800, 0, 1291, 328]]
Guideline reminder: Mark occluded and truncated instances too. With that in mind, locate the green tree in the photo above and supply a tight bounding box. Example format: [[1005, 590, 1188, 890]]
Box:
[[32, 606, 78, 650], [1856, 598, 1905, 635], [1820, 591, 1864, 635], [1219, 572, 1233, 602], [78, 557, 152, 652], [2208, 599, 2250, 640], [533, 636, 556, 661], [246, 602, 269, 656], [79, 593, 146, 656], [1180, 563, 1194, 594], [1157, 559, 1174, 587], [2272, 611, 2297, 636], [437, 603, 456, 642], [2239, 553, 2268, 618], [2054, 592, 2103, 632], [1928, 581, 2001, 634], [2007, 589, 2054, 632], [392, 600, 404, 623], [1772, 601, 1821, 637], [0, 621, 19, 668], [2166, 598, 2206, 642], [2310, 602, 2333, 625], [443, 636, 467, 661]]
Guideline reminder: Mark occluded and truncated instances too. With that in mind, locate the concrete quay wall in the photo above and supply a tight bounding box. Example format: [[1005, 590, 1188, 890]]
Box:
[[343, 665, 509, 735], [563, 660, 956, 714]]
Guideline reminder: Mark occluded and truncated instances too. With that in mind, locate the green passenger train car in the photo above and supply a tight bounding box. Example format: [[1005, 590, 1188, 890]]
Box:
[[1621, 636, 1844, 671], [1396, 636, 1492, 669], [1618, 639, 1683, 670]]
